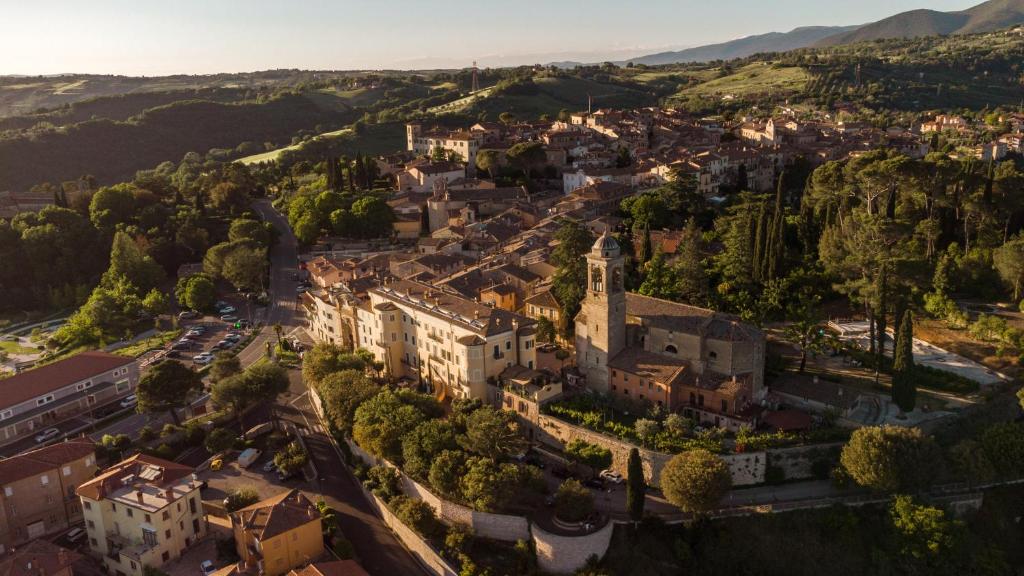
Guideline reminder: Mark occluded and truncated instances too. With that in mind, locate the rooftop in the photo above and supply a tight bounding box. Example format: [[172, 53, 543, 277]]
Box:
[[0, 438, 95, 486], [234, 489, 320, 541], [372, 279, 534, 337], [0, 351, 134, 409], [76, 453, 197, 508]]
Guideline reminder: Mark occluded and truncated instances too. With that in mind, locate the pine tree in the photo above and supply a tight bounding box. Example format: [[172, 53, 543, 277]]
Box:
[[626, 448, 645, 521], [676, 218, 708, 306], [892, 310, 916, 413]]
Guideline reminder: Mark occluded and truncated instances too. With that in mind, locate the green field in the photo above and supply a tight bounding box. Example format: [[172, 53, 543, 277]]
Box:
[[674, 62, 811, 98], [237, 128, 353, 165], [0, 340, 37, 355]]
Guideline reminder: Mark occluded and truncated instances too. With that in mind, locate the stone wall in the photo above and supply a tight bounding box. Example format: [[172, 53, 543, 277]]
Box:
[[359, 481, 459, 576], [534, 414, 766, 487], [533, 521, 614, 575], [766, 443, 844, 481]]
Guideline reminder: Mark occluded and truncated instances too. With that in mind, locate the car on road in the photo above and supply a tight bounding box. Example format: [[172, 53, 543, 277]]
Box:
[[599, 469, 624, 484], [34, 428, 61, 444], [120, 394, 138, 409], [200, 560, 216, 576], [193, 353, 214, 365], [220, 314, 239, 322], [66, 528, 86, 543]]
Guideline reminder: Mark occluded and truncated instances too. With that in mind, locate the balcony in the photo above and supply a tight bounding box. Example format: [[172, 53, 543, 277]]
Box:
[[427, 332, 444, 343], [492, 352, 506, 360]]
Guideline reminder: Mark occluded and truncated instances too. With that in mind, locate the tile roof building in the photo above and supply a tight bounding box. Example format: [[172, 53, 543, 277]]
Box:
[[0, 539, 80, 576], [0, 351, 138, 448], [575, 234, 765, 430], [0, 439, 97, 553], [77, 454, 206, 576], [230, 490, 323, 576]]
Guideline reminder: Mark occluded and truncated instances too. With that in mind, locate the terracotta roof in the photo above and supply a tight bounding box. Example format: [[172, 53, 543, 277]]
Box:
[[524, 290, 559, 310], [234, 489, 320, 541], [373, 279, 534, 337], [625, 293, 761, 343], [0, 539, 81, 576], [0, 351, 134, 409], [76, 453, 195, 501], [608, 347, 689, 387], [0, 438, 95, 486]]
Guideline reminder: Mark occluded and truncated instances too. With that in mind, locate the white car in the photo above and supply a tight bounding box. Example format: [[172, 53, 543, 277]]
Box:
[[120, 394, 138, 409], [66, 527, 86, 543], [34, 428, 61, 444], [599, 469, 624, 484], [193, 353, 214, 365], [262, 459, 278, 473], [218, 306, 236, 315], [200, 560, 216, 576]]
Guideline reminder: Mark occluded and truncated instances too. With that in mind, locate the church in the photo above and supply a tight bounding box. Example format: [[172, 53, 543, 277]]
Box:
[[574, 233, 766, 431]]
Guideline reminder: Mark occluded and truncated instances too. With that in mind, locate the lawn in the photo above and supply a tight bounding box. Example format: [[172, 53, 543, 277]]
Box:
[[0, 340, 38, 355], [674, 62, 810, 99], [114, 329, 182, 358], [236, 128, 352, 165]]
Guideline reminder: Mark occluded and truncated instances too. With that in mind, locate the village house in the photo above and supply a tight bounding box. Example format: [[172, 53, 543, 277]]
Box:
[[228, 490, 324, 576], [0, 352, 138, 447]]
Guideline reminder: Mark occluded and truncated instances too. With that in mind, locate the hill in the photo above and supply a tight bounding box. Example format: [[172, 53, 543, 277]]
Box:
[[628, 26, 857, 65], [815, 0, 1024, 46]]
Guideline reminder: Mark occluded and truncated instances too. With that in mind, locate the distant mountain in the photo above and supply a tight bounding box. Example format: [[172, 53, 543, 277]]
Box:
[[814, 0, 1024, 46], [627, 26, 858, 65]]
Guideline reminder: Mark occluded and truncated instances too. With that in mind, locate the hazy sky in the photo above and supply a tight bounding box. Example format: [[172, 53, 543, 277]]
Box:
[[1, 0, 979, 75]]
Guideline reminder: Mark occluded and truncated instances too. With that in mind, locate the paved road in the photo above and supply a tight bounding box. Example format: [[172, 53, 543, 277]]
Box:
[[235, 199, 300, 368], [277, 375, 429, 576]]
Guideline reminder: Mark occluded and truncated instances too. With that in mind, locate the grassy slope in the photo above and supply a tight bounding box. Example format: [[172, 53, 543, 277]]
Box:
[[675, 62, 810, 98], [468, 76, 657, 120]]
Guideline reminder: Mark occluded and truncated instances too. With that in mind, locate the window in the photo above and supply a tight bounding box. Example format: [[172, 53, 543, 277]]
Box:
[[708, 351, 718, 360], [145, 514, 151, 523], [88, 520, 95, 529], [505, 341, 511, 350], [0, 410, 12, 420], [126, 508, 133, 518], [40, 475, 49, 486], [664, 344, 678, 354], [142, 528, 157, 546], [164, 529, 171, 539], [62, 466, 72, 476], [3, 487, 11, 497], [162, 552, 170, 562], [84, 501, 92, 510], [193, 519, 201, 534], [189, 498, 197, 514], [721, 400, 728, 413], [36, 394, 55, 406], [163, 510, 170, 520]]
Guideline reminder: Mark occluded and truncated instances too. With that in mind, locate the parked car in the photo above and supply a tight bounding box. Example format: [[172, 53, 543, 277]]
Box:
[[214, 301, 228, 310], [177, 311, 198, 320], [120, 394, 138, 409], [215, 340, 235, 350], [166, 350, 181, 359], [277, 467, 299, 481], [200, 560, 216, 576], [185, 330, 204, 338], [193, 353, 214, 365], [172, 340, 194, 350], [224, 334, 242, 343], [34, 428, 61, 444], [599, 469, 624, 484], [237, 448, 262, 469], [220, 314, 239, 322], [66, 528, 86, 543], [262, 459, 277, 473], [218, 305, 236, 315]]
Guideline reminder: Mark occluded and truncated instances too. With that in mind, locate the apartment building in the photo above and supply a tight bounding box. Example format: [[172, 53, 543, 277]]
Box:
[[77, 454, 206, 576], [0, 539, 80, 576], [405, 124, 481, 175], [230, 490, 323, 576], [0, 439, 97, 553], [0, 351, 138, 447], [357, 278, 537, 400]]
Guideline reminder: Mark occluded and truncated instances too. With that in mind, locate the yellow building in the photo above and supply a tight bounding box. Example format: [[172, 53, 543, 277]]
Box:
[[230, 490, 324, 576], [77, 454, 206, 576]]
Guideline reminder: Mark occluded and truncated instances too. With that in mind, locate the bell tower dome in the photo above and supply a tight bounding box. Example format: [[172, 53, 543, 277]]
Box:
[[575, 232, 626, 392]]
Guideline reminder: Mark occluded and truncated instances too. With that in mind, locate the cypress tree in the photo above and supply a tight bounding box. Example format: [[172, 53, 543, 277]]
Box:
[[892, 309, 916, 413], [765, 171, 785, 281], [626, 447, 645, 521], [752, 199, 768, 283], [638, 224, 653, 266]]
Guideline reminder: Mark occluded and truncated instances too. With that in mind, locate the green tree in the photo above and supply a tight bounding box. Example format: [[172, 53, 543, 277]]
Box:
[[460, 457, 520, 512], [204, 427, 237, 454], [459, 407, 526, 459], [274, 441, 309, 476], [223, 487, 260, 512], [316, 369, 379, 434], [840, 425, 940, 492], [102, 231, 165, 293], [535, 316, 556, 343], [638, 251, 679, 300], [565, 439, 612, 474], [209, 181, 249, 214], [175, 274, 216, 312], [948, 439, 996, 485], [890, 495, 963, 573], [293, 212, 321, 245], [353, 390, 430, 463], [892, 310, 916, 413], [675, 218, 708, 305], [89, 185, 137, 234], [506, 141, 547, 180], [221, 246, 267, 292], [429, 449, 469, 499], [554, 479, 594, 523], [993, 234, 1024, 300], [979, 421, 1024, 478], [784, 288, 825, 373], [229, 218, 275, 247], [209, 354, 242, 383], [136, 360, 203, 424], [475, 149, 502, 178], [402, 419, 458, 480], [626, 447, 645, 521], [550, 219, 594, 339], [661, 449, 731, 513]]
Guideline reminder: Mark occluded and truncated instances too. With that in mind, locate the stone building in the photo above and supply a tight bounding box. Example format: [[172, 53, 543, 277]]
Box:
[[575, 234, 765, 430]]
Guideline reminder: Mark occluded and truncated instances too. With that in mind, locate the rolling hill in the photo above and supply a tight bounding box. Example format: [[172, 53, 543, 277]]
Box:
[[627, 26, 857, 65], [814, 0, 1024, 46]]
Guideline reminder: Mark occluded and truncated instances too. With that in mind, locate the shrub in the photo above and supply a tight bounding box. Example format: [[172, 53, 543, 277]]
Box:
[[138, 426, 156, 442], [554, 479, 594, 523], [223, 487, 260, 512], [363, 466, 401, 502], [390, 495, 444, 539], [274, 442, 309, 477], [161, 423, 180, 438], [205, 427, 237, 454]]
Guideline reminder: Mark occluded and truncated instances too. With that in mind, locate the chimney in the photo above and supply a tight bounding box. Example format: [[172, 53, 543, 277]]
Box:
[[164, 488, 174, 501], [136, 491, 144, 504]]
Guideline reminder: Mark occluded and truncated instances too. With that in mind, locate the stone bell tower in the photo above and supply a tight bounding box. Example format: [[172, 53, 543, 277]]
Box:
[[575, 232, 626, 393]]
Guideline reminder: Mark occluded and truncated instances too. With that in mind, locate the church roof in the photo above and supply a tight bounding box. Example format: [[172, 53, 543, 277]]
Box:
[[624, 293, 761, 343]]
